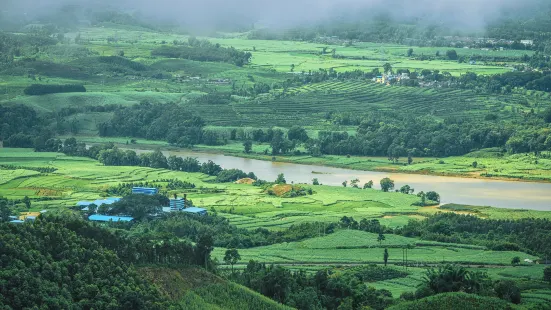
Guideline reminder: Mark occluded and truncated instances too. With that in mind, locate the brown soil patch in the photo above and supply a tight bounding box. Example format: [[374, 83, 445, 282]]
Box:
[[271, 184, 292, 196], [235, 178, 255, 185]]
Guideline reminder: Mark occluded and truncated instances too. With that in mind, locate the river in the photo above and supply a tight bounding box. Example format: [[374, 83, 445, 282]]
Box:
[[132, 149, 551, 211]]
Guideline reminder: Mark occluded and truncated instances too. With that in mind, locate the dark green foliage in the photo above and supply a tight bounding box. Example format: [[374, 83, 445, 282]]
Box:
[[166, 179, 196, 190], [224, 248, 241, 273], [425, 191, 440, 203], [544, 267, 551, 284], [191, 92, 232, 105], [401, 213, 551, 259], [387, 292, 517, 310], [23, 84, 86, 96], [234, 261, 394, 309], [287, 126, 309, 142], [243, 140, 253, 153], [0, 104, 49, 143], [97, 56, 148, 71], [98, 102, 206, 147], [0, 220, 170, 309], [133, 213, 335, 249], [340, 265, 407, 282], [446, 50, 458, 60], [380, 178, 395, 192], [107, 194, 168, 220], [105, 179, 194, 196], [418, 265, 491, 295], [98, 147, 140, 166], [543, 107, 551, 123], [151, 40, 252, 66], [0, 197, 11, 222], [215, 169, 254, 183], [44, 214, 199, 266], [200, 160, 223, 176], [276, 173, 286, 184], [493, 280, 521, 304]]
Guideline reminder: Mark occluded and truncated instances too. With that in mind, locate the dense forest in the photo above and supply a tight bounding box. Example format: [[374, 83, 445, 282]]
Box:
[[0, 219, 172, 309], [400, 212, 551, 260]]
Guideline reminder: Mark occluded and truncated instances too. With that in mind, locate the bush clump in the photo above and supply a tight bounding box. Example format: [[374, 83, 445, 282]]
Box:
[[24, 84, 86, 96]]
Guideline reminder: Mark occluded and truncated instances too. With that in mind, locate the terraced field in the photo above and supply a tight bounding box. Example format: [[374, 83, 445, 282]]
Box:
[[157, 81, 545, 128]]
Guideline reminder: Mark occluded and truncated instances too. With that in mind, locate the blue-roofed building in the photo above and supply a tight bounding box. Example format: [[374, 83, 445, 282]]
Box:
[[77, 201, 93, 207], [10, 220, 24, 224], [76, 197, 121, 211], [88, 215, 134, 222], [132, 187, 158, 195], [182, 207, 207, 216], [169, 198, 185, 211], [25, 216, 37, 221]]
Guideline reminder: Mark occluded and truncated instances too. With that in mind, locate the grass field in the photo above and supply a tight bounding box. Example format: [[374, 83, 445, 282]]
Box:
[[212, 229, 537, 266]]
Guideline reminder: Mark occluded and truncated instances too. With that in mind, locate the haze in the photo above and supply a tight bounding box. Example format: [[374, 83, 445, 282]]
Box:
[[1, 0, 547, 32]]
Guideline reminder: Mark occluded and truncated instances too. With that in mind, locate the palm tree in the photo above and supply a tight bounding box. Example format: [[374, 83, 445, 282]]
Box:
[[422, 264, 468, 293]]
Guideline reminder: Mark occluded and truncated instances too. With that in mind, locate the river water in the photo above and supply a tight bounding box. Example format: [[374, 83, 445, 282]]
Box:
[[132, 149, 551, 211]]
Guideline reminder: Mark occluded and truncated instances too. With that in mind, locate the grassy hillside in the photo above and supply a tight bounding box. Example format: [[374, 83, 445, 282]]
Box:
[[139, 267, 292, 310]]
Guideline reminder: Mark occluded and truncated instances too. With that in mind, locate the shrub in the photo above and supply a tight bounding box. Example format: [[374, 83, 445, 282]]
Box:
[[24, 84, 86, 96]]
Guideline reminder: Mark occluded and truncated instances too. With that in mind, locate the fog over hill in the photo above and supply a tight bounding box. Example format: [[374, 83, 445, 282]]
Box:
[[1, 0, 548, 31]]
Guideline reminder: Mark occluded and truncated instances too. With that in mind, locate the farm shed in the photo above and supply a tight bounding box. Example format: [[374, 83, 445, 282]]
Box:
[[77, 197, 121, 208], [88, 215, 134, 222], [131, 187, 158, 195], [9, 220, 24, 224], [182, 207, 207, 216], [169, 198, 185, 211], [18, 212, 41, 220]]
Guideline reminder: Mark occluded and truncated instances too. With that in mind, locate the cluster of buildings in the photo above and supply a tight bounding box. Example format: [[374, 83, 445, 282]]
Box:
[[9, 210, 47, 224], [79, 187, 207, 223], [374, 72, 410, 85]]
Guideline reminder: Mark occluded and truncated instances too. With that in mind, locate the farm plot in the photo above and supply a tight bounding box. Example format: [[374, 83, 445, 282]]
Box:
[[221, 80, 540, 128], [213, 229, 538, 265], [0, 169, 41, 185]]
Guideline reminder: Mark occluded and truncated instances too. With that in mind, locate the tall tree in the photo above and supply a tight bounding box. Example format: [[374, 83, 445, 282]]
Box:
[[243, 140, 252, 153], [196, 232, 214, 269], [380, 178, 394, 192], [23, 196, 31, 210], [544, 267, 551, 284], [224, 248, 241, 274], [384, 248, 389, 267], [383, 63, 393, 74], [377, 232, 386, 245]]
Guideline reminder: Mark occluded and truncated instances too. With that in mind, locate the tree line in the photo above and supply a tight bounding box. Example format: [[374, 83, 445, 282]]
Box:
[[23, 84, 86, 96], [151, 37, 252, 67]]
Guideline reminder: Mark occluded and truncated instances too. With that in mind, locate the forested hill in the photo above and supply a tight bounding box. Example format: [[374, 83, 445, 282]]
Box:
[[250, 3, 551, 48], [0, 219, 170, 309], [0, 216, 290, 310]]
